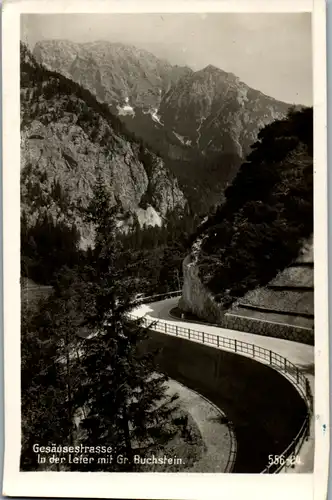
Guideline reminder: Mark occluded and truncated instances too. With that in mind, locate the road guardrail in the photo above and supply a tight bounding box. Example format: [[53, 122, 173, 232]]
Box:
[[130, 292, 313, 474]]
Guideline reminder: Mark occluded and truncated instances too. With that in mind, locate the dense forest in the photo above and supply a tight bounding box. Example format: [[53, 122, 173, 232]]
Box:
[[21, 202, 199, 292]]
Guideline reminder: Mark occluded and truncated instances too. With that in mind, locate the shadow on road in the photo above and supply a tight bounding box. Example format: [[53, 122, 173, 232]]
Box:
[[296, 363, 315, 376], [143, 330, 309, 473], [140, 298, 180, 321]]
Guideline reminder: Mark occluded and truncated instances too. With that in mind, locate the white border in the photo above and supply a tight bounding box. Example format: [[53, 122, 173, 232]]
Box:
[[2, 1, 328, 499]]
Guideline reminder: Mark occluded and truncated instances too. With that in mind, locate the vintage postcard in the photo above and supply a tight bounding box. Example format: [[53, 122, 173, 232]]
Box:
[[2, 0, 329, 499]]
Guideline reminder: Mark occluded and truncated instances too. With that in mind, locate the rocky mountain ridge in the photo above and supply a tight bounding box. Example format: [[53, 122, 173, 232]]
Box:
[[33, 39, 292, 212], [21, 43, 186, 249], [33, 39, 192, 109], [160, 64, 290, 157]]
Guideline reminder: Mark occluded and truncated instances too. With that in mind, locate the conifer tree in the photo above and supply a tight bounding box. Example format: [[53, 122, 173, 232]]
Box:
[[21, 295, 78, 470], [21, 173, 185, 472], [74, 174, 181, 471]]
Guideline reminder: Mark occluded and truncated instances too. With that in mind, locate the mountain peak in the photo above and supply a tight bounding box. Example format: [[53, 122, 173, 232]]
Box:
[[202, 64, 220, 73], [199, 64, 239, 82]]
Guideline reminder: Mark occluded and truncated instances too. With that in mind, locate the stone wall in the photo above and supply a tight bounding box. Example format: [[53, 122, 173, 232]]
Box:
[[222, 312, 314, 345], [180, 254, 224, 324], [180, 237, 314, 345]]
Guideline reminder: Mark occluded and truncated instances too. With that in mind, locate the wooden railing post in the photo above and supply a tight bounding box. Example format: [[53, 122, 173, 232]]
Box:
[[234, 339, 237, 352], [176, 325, 178, 336], [165, 322, 167, 333], [269, 350, 272, 365], [296, 367, 299, 384], [188, 329, 191, 339], [217, 336, 220, 348], [202, 332, 205, 343], [252, 345, 255, 358]]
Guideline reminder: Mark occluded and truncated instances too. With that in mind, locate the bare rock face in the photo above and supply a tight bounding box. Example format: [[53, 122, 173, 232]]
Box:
[[20, 43, 186, 248], [33, 39, 192, 109], [147, 152, 186, 216], [159, 64, 290, 158], [180, 252, 224, 324]]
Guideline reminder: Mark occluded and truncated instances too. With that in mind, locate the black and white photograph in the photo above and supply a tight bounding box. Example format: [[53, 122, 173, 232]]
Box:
[[2, 1, 329, 499]]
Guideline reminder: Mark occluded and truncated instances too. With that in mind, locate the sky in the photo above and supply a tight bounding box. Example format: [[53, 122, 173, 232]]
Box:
[[21, 13, 312, 105]]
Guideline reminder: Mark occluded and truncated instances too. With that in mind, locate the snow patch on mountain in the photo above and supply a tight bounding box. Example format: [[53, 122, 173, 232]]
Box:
[[196, 116, 206, 146], [136, 205, 162, 228], [173, 131, 192, 146], [150, 108, 164, 126], [117, 97, 135, 117], [142, 106, 164, 126]]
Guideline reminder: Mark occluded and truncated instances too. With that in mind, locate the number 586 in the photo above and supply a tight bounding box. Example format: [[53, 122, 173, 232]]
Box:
[[268, 455, 285, 466]]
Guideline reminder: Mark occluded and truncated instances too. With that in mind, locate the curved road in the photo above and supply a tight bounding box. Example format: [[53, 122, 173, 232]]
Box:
[[132, 296, 315, 473]]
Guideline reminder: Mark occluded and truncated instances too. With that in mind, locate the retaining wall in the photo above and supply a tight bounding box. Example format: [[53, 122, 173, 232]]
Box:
[[142, 329, 308, 473], [181, 252, 314, 346], [222, 312, 314, 346]]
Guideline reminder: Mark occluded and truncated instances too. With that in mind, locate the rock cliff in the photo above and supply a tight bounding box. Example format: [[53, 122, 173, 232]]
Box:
[[180, 237, 219, 322], [21, 43, 186, 248]]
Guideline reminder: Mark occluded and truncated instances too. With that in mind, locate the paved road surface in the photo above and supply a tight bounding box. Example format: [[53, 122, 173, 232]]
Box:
[[132, 297, 315, 473], [165, 379, 234, 472]]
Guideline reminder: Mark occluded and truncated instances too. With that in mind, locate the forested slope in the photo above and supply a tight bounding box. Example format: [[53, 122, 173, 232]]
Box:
[[191, 107, 313, 308]]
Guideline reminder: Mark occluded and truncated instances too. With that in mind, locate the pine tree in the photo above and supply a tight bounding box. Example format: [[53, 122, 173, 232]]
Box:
[[73, 175, 181, 471], [21, 296, 77, 470], [21, 173, 185, 472]]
